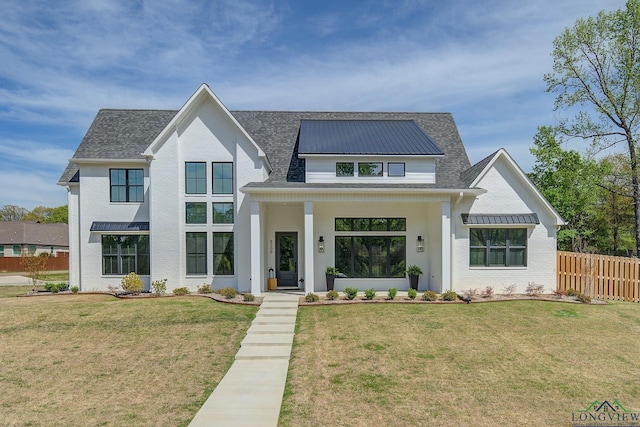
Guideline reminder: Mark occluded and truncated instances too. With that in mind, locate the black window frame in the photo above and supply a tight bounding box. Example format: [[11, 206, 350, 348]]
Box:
[[212, 162, 233, 194], [336, 162, 355, 177], [358, 162, 383, 177], [213, 232, 234, 275], [469, 228, 527, 267], [335, 236, 406, 278], [388, 162, 406, 177], [212, 202, 234, 224], [185, 162, 207, 194], [101, 235, 150, 275], [110, 169, 144, 203], [186, 232, 207, 275], [186, 202, 207, 224]]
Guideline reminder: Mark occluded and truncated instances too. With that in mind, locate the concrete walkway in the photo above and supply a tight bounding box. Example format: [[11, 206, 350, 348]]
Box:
[[189, 292, 300, 427]]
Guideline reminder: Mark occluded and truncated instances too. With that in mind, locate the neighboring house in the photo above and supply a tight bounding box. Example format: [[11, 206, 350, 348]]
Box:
[[0, 221, 69, 257], [58, 84, 563, 294]]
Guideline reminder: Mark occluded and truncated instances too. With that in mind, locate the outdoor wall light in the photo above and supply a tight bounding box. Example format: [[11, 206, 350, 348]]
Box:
[[318, 236, 325, 253], [417, 235, 424, 252]]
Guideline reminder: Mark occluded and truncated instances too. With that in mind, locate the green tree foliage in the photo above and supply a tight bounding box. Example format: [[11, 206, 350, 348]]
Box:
[[0, 205, 68, 224], [0, 205, 28, 221], [529, 126, 602, 251], [544, 0, 640, 254]]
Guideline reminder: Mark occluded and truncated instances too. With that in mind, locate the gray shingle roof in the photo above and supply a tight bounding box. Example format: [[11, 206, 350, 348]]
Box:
[[460, 149, 500, 188], [59, 109, 473, 189], [0, 221, 69, 246], [297, 120, 444, 155]]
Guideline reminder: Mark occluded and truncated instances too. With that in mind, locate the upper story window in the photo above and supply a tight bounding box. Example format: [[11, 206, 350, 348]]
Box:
[[358, 162, 383, 177], [213, 162, 233, 194], [110, 169, 143, 202], [213, 202, 234, 224], [185, 162, 206, 194], [336, 162, 354, 177], [470, 228, 527, 267], [388, 163, 405, 177]]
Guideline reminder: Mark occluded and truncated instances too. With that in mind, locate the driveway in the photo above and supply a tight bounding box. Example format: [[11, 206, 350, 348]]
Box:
[[0, 275, 31, 286]]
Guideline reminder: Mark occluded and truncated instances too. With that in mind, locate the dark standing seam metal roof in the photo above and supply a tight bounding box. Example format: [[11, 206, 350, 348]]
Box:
[[90, 222, 150, 232], [297, 120, 445, 155], [461, 213, 540, 225], [59, 109, 473, 189]]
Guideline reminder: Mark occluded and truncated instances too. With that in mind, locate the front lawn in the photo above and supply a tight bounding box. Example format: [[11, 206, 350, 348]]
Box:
[[280, 301, 640, 426], [0, 293, 257, 426]]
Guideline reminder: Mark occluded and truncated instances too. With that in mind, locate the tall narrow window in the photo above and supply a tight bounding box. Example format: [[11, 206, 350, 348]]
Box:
[[110, 169, 144, 202], [213, 232, 234, 275], [0, 246, 4, 257], [186, 232, 207, 274], [213, 162, 233, 194], [185, 162, 206, 194], [213, 202, 234, 224], [186, 202, 207, 224], [13, 245, 20, 256]]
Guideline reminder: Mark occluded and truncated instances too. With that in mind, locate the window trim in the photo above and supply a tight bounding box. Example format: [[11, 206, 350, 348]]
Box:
[[469, 228, 527, 268], [110, 168, 144, 203]]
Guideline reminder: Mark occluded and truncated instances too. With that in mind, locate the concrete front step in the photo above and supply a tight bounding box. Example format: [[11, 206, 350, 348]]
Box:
[[248, 324, 295, 334], [252, 317, 296, 325], [241, 334, 293, 346], [235, 345, 292, 360]]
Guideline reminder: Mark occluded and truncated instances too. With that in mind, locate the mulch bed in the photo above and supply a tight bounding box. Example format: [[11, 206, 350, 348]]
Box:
[[299, 294, 607, 306]]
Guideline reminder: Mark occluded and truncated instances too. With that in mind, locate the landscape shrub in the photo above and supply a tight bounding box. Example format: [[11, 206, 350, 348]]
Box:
[[387, 288, 397, 300], [566, 288, 579, 297], [326, 290, 339, 300], [44, 282, 68, 293], [441, 290, 458, 301], [197, 284, 213, 294], [173, 287, 190, 296], [364, 288, 376, 300], [305, 292, 320, 302], [218, 287, 237, 299], [70, 286, 79, 293], [525, 282, 545, 296], [576, 292, 591, 303], [344, 287, 358, 300], [463, 288, 478, 299], [121, 272, 143, 295], [422, 290, 437, 301], [151, 279, 167, 296], [502, 284, 516, 295], [407, 288, 417, 300], [243, 293, 255, 302], [482, 286, 494, 298]]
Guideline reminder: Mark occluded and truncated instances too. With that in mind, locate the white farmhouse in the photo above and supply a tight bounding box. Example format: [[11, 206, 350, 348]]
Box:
[[58, 84, 563, 294]]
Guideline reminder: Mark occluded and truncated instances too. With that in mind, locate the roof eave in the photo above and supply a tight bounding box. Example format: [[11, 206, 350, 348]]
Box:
[[241, 185, 486, 196]]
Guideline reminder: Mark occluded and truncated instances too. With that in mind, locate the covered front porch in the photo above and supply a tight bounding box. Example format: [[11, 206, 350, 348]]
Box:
[[243, 188, 465, 296]]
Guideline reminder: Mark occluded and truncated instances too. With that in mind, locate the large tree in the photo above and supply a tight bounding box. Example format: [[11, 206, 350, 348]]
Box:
[[545, 0, 640, 254], [0, 205, 28, 221]]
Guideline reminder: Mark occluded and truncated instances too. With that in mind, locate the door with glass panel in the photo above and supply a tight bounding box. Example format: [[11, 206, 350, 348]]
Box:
[[276, 232, 298, 287]]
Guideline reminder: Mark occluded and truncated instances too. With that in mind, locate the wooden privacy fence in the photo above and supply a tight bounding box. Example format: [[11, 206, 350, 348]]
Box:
[[0, 256, 69, 273], [557, 251, 640, 302]]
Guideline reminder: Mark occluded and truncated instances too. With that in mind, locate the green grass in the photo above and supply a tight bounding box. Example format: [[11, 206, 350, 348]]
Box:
[[0, 293, 257, 426], [280, 301, 640, 426]]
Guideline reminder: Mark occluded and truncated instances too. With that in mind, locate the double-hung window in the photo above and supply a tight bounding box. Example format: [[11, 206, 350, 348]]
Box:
[[110, 169, 144, 202], [186, 232, 207, 275], [470, 228, 527, 267]]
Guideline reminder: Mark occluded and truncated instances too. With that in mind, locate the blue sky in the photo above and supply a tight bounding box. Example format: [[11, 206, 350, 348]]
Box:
[[0, 0, 626, 209]]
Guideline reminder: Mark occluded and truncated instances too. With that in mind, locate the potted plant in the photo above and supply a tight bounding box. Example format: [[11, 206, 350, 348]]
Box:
[[325, 266, 339, 291], [406, 265, 423, 290]]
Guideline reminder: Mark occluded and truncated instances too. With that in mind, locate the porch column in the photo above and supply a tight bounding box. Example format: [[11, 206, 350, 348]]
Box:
[[441, 200, 452, 292], [304, 201, 314, 293], [250, 201, 263, 296]]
